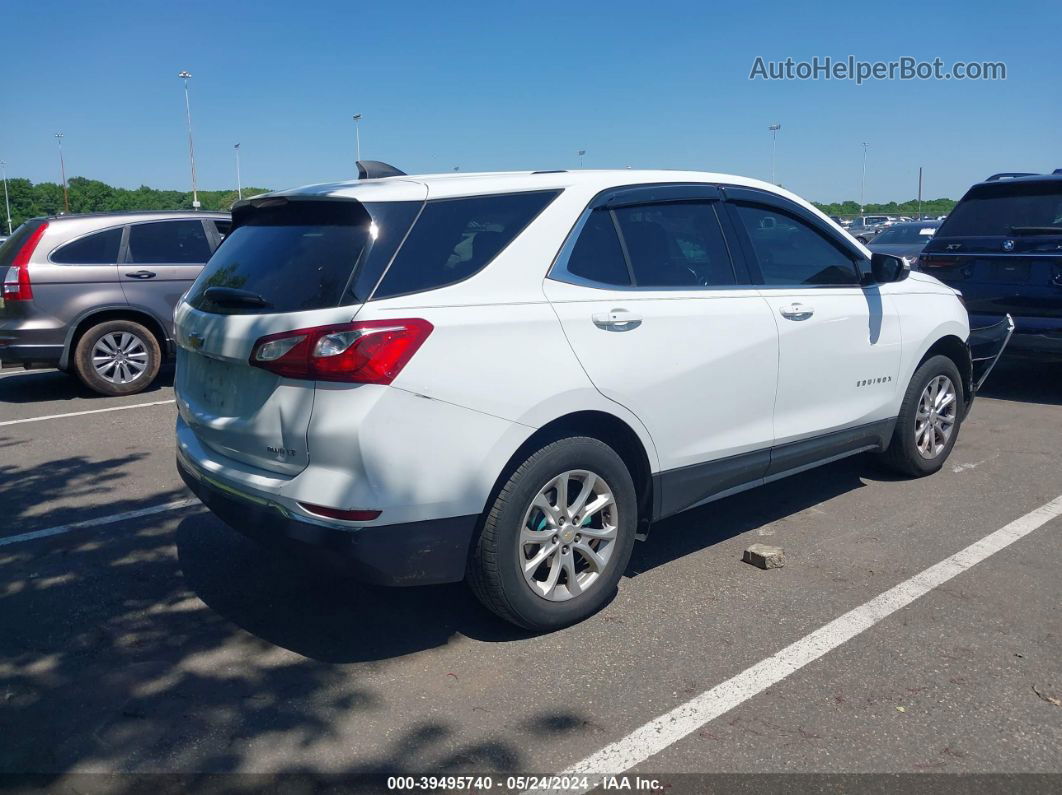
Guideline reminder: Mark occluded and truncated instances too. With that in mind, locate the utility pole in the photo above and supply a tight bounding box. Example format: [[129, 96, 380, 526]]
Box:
[[768, 123, 781, 184], [234, 143, 242, 200], [860, 142, 869, 213], [55, 133, 69, 214], [1, 160, 11, 235], [178, 71, 200, 209], [917, 166, 923, 219], [352, 113, 362, 170]]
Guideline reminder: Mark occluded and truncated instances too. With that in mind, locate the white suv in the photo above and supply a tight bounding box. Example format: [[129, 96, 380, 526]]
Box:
[[174, 165, 1007, 630]]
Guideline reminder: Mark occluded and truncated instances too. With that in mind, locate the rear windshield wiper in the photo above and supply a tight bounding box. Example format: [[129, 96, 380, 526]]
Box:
[[203, 286, 272, 307], [1008, 225, 1062, 235]]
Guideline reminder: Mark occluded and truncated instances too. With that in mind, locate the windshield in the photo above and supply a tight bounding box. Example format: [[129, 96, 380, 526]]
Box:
[[873, 224, 938, 244], [186, 199, 420, 314], [939, 181, 1062, 237]]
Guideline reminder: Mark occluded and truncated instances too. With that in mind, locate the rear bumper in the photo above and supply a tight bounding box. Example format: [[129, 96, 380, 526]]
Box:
[[177, 451, 477, 586]]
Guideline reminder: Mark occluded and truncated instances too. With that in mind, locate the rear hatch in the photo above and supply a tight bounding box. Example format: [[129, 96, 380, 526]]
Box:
[[920, 179, 1062, 322], [175, 195, 423, 475]]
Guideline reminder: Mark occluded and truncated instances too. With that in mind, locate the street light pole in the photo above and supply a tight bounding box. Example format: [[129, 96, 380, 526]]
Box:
[[768, 123, 781, 184], [577, 149, 586, 168], [1, 160, 11, 235], [178, 71, 200, 210], [55, 133, 69, 214], [860, 142, 869, 213], [234, 143, 242, 200], [352, 114, 362, 169]]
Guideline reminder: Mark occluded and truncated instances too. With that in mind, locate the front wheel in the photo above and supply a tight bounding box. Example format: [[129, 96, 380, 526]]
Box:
[[467, 437, 638, 631], [879, 354, 964, 477]]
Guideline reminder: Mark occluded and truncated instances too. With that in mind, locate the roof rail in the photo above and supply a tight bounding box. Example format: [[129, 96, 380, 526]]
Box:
[[356, 160, 407, 180], [985, 172, 1037, 181]]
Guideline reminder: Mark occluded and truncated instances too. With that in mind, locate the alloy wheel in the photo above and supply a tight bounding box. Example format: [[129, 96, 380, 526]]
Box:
[[518, 470, 619, 602], [92, 332, 149, 385], [914, 374, 957, 459]]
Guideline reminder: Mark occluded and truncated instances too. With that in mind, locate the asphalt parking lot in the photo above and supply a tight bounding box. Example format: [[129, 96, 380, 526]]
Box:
[[1, 360, 1060, 787]]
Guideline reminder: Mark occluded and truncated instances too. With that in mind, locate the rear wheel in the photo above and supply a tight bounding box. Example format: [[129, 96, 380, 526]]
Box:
[[879, 354, 963, 476], [468, 437, 638, 631], [73, 320, 161, 396]]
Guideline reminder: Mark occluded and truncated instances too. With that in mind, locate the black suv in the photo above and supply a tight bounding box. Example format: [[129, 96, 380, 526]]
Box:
[[919, 171, 1062, 360]]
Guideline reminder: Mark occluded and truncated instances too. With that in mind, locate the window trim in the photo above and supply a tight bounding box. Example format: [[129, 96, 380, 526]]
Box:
[[722, 187, 867, 288], [549, 186, 752, 291], [368, 189, 562, 302], [47, 224, 126, 265]]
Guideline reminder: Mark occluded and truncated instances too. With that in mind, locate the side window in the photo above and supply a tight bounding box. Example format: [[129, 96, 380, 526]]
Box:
[[374, 191, 557, 299], [128, 220, 211, 264], [51, 227, 123, 264], [565, 209, 631, 286], [613, 202, 736, 288], [734, 204, 859, 286]]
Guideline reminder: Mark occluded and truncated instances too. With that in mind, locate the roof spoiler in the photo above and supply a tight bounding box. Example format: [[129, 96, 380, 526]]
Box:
[[985, 172, 1037, 181], [356, 160, 407, 180]]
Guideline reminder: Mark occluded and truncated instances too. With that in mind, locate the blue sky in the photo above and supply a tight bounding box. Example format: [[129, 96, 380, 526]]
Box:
[[2, 0, 1058, 202]]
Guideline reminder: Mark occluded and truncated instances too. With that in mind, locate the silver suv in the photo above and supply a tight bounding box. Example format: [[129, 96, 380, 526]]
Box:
[[0, 211, 230, 395]]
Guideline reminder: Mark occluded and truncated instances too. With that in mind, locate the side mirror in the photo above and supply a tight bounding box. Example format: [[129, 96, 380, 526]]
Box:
[[869, 252, 911, 284]]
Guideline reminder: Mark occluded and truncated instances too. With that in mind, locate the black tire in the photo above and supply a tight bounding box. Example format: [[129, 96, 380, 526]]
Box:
[[879, 354, 964, 477], [73, 320, 161, 396], [467, 436, 638, 631]]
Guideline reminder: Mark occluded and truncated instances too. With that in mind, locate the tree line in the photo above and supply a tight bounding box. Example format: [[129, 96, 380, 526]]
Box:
[[0, 176, 958, 234], [1, 177, 270, 232]]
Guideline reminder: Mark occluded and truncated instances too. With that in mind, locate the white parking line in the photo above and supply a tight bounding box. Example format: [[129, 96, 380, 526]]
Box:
[[0, 497, 202, 548], [534, 494, 1062, 794], [0, 399, 175, 427]]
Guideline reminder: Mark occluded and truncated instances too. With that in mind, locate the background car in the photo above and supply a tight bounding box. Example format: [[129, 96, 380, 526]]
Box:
[[919, 170, 1062, 360], [869, 219, 941, 258], [847, 220, 886, 243], [0, 210, 231, 394]]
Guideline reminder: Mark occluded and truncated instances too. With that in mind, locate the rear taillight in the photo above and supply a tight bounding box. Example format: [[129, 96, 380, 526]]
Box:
[[919, 254, 959, 270], [249, 318, 433, 383], [2, 222, 48, 301]]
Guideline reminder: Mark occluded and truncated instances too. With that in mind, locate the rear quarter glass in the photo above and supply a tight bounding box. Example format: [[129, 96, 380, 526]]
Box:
[[186, 199, 421, 315]]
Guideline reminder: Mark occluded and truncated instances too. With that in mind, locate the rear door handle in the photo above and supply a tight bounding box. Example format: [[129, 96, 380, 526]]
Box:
[[125, 270, 157, 279], [592, 309, 643, 331], [778, 302, 814, 321]]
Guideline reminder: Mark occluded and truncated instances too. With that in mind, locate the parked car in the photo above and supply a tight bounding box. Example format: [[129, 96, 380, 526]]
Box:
[[174, 164, 1009, 630], [0, 210, 231, 394], [869, 220, 941, 258], [847, 220, 886, 243], [860, 215, 896, 227], [919, 170, 1062, 360]]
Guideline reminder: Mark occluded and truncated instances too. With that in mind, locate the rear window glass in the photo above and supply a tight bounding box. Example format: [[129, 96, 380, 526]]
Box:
[[186, 199, 421, 314], [51, 227, 123, 264], [373, 191, 559, 299], [939, 182, 1062, 237], [129, 220, 211, 264], [614, 202, 736, 288], [566, 209, 631, 286], [0, 220, 45, 267]]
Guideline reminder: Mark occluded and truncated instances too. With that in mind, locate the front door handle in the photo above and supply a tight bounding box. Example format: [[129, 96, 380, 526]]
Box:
[[125, 270, 157, 279], [592, 309, 643, 331], [779, 302, 814, 321]]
